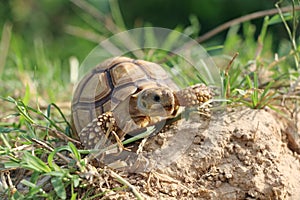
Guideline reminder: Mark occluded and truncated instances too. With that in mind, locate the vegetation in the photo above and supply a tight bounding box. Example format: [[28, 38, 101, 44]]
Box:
[[0, 0, 299, 199]]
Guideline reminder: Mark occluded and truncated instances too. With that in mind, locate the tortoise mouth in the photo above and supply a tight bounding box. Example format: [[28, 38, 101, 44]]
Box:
[[163, 104, 174, 112], [145, 103, 174, 117]]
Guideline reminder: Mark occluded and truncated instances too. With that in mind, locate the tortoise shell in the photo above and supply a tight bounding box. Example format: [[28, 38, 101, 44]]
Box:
[[71, 57, 180, 137]]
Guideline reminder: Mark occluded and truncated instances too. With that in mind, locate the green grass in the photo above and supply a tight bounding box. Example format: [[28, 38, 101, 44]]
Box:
[[0, 0, 300, 199]]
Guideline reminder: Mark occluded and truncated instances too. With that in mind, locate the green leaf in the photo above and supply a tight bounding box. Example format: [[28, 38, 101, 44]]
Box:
[[46, 171, 65, 177], [268, 13, 293, 25], [144, 26, 158, 49], [72, 175, 80, 187], [71, 193, 78, 200], [0, 127, 26, 134], [68, 142, 81, 161], [21, 179, 39, 188], [245, 75, 253, 88], [23, 84, 31, 105], [46, 103, 71, 132], [48, 146, 69, 171], [122, 126, 156, 145], [184, 14, 200, 37], [22, 151, 51, 173], [11, 190, 25, 199], [161, 28, 183, 50], [21, 179, 46, 197], [109, 0, 126, 29], [260, 81, 274, 100], [13, 99, 35, 124], [257, 16, 270, 52], [0, 133, 11, 148], [51, 177, 67, 200], [4, 161, 21, 169], [205, 45, 224, 51], [29, 171, 40, 187], [252, 73, 259, 107]]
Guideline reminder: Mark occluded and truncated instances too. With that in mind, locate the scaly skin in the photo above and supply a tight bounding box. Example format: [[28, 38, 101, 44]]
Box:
[[175, 83, 212, 107]]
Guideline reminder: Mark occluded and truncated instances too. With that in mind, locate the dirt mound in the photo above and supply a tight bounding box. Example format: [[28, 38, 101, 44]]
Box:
[[125, 108, 300, 199]]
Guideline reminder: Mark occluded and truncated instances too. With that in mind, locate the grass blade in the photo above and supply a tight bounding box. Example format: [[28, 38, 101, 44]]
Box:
[[22, 151, 51, 173], [109, 0, 126, 30], [0, 22, 12, 78]]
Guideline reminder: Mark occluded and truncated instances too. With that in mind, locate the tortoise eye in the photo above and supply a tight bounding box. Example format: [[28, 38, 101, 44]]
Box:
[[153, 94, 160, 102]]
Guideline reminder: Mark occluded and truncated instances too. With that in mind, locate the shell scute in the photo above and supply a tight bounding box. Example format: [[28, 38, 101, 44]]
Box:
[[135, 60, 169, 80], [110, 62, 148, 86]]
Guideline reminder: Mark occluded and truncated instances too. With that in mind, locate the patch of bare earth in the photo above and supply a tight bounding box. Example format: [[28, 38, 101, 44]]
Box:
[[120, 107, 300, 199]]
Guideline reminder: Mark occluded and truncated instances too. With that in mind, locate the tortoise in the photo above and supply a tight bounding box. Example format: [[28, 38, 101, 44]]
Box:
[[71, 56, 212, 151]]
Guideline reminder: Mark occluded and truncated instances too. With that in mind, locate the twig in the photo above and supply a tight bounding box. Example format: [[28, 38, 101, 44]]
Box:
[[31, 138, 71, 164], [32, 124, 80, 144], [196, 6, 300, 43], [225, 52, 239, 76], [162, 6, 300, 64], [225, 52, 239, 98], [110, 170, 144, 200]]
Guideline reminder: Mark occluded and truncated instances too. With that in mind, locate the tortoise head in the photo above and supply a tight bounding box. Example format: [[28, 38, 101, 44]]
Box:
[[136, 87, 177, 117]]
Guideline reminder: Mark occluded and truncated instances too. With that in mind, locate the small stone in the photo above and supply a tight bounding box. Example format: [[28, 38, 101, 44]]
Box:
[[225, 172, 233, 179], [216, 181, 222, 187]]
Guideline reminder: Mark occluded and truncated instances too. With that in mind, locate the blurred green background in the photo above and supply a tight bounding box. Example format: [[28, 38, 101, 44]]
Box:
[[0, 0, 284, 62], [0, 0, 293, 102]]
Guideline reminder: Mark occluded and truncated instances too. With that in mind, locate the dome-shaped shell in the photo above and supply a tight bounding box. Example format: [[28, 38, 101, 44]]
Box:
[[71, 57, 179, 136]]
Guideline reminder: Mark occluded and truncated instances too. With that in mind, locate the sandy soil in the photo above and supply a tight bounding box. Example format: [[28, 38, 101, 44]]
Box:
[[113, 107, 300, 200], [4, 106, 299, 199]]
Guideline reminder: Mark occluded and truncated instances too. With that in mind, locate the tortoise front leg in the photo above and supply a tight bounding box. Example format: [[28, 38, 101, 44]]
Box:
[[79, 111, 121, 149], [79, 112, 151, 172], [175, 83, 212, 107]]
